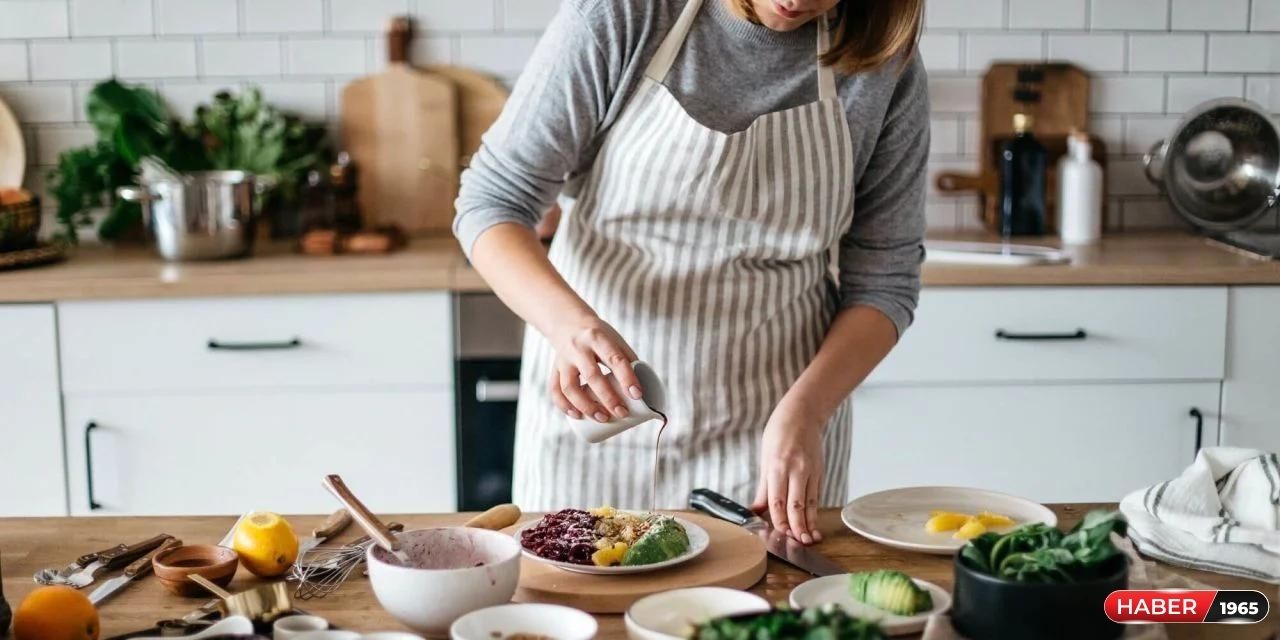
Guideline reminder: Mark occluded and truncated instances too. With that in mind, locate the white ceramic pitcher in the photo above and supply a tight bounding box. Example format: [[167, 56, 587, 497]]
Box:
[[569, 361, 667, 443]]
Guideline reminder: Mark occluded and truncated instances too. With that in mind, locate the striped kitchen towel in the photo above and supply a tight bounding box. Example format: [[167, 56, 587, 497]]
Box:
[[1120, 447, 1280, 583]]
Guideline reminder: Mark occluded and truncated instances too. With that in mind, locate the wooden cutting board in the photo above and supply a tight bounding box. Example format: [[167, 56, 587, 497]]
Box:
[[935, 62, 1108, 232], [341, 17, 459, 233], [0, 96, 25, 188], [423, 65, 509, 169], [506, 512, 768, 613]]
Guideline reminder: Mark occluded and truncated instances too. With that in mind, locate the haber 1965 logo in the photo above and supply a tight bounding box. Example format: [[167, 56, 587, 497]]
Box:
[[1105, 590, 1269, 624]]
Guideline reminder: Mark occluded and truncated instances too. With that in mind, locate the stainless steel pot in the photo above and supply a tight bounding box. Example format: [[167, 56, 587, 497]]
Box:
[[117, 171, 273, 261], [1144, 98, 1280, 231]]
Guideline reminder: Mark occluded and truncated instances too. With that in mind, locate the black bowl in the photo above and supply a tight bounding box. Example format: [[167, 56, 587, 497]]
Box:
[[951, 552, 1128, 640]]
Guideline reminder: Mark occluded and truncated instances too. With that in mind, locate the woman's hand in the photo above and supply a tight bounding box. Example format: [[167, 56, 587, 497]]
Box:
[[547, 316, 643, 423], [752, 402, 825, 545]]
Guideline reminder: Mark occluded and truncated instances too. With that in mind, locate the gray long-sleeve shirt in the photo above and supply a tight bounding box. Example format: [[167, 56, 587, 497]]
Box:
[[454, 0, 928, 334]]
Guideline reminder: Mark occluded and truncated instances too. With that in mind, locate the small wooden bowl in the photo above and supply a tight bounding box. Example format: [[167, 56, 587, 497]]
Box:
[[153, 544, 240, 597]]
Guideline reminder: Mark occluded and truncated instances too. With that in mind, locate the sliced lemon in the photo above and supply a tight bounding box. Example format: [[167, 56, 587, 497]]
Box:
[[925, 512, 970, 533], [977, 511, 1015, 528], [952, 517, 987, 540]]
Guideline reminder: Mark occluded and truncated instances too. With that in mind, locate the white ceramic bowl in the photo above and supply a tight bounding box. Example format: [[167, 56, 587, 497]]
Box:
[[451, 603, 598, 640], [368, 527, 522, 637], [361, 634, 425, 640], [625, 588, 771, 640]]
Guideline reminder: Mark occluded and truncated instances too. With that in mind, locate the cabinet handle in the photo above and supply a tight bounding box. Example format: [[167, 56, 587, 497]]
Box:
[[476, 379, 520, 403], [85, 421, 102, 511], [207, 337, 302, 351], [994, 329, 1088, 341], [1190, 407, 1204, 458]]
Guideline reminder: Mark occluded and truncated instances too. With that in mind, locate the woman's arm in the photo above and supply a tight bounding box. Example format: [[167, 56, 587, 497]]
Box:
[[457, 3, 644, 422], [755, 54, 930, 544]]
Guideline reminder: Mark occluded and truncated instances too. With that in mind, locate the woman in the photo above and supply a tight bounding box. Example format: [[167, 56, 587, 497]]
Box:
[[455, 0, 927, 545]]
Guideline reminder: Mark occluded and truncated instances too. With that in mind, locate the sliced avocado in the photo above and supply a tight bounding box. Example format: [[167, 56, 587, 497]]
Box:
[[848, 570, 933, 616], [621, 517, 690, 566]]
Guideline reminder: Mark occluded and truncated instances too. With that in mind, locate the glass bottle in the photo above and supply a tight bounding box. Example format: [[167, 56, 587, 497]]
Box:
[[999, 113, 1047, 236]]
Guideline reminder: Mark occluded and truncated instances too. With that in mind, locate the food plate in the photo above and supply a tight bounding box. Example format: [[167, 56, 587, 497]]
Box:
[[789, 574, 951, 636], [514, 514, 710, 575], [841, 486, 1056, 555]]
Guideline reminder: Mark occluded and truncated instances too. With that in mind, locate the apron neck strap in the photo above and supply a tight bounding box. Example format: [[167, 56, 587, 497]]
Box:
[[817, 13, 837, 100], [646, 0, 839, 101]]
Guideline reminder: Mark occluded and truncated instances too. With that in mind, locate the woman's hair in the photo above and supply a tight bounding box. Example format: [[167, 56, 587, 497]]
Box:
[[730, 0, 923, 74]]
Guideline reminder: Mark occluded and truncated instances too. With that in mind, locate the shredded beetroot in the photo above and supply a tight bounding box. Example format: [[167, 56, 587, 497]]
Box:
[[520, 509, 599, 565]]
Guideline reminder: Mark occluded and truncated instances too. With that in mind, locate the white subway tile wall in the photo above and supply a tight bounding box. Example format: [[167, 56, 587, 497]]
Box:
[[0, 0, 1276, 233]]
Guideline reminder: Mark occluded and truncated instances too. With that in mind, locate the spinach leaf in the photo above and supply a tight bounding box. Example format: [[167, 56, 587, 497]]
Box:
[[959, 510, 1126, 585], [692, 606, 886, 640]]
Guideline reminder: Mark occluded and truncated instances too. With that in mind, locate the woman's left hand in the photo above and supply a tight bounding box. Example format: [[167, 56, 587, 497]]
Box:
[[751, 402, 825, 545]]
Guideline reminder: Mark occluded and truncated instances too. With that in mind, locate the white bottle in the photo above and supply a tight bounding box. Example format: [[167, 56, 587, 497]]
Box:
[[1057, 132, 1103, 245]]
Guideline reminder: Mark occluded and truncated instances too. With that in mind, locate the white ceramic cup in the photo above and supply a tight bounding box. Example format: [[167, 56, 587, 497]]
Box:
[[568, 360, 667, 443], [273, 615, 330, 639]]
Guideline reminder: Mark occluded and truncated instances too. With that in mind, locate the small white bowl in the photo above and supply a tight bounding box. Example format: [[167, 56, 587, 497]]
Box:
[[625, 587, 771, 640], [368, 527, 522, 637], [361, 634, 425, 640], [273, 615, 330, 639], [294, 632, 359, 640], [451, 603, 598, 640]]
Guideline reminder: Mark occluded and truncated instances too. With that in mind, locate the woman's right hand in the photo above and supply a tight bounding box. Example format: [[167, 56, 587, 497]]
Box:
[[548, 316, 643, 423]]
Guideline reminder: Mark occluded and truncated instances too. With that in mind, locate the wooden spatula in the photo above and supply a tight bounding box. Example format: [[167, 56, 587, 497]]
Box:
[[341, 17, 459, 233]]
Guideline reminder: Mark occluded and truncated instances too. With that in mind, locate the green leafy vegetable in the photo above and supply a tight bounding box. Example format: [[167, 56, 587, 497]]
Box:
[[48, 79, 329, 243], [692, 606, 886, 640], [959, 510, 1127, 584]]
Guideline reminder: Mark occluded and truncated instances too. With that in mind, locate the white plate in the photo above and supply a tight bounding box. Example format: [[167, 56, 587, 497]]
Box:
[[451, 603, 597, 640], [514, 514, 709, 575], [841, 486, 1056, 555], [789, 574, 951, 636], [626, 587, 771, 640]]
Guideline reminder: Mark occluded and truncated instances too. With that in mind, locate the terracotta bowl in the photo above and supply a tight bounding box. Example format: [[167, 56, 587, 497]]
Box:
[[153, 544, 240, 597]]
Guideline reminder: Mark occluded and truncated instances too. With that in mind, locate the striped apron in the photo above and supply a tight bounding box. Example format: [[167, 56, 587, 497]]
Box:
[[513, 0, 856, 511]]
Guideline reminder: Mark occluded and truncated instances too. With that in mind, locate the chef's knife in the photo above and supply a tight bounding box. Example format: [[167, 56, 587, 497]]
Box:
[[297, 508, 353, 557], [690, 488, 845, 577], [65, 533, 174, 588], [88, 538, 181, 605]]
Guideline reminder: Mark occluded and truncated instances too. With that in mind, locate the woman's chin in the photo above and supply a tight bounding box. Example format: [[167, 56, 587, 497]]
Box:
[[758, 14, 809, 31]]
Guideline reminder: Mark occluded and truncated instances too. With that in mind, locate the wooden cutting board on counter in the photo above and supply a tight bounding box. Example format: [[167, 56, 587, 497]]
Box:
[[0, 96, 25, 188], [341, 17, 459, 233], [935, 62, 1109, 232], [424, 65, 509, 170], [506, 512, 767, 613]]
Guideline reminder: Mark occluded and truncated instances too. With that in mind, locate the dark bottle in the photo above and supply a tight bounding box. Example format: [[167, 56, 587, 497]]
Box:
[[0, 554, 10, 636], [999, 113, 1047, 236]]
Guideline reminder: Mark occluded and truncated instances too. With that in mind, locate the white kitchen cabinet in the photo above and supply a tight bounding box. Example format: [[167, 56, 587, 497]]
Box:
[[58, 292, 453, 394], [868, 287, 1227, 385], [1221, 287, 1280, 452], [63, 390, 456, 515], [0, 304, 67, 516], [849, 383, 1220, 503]]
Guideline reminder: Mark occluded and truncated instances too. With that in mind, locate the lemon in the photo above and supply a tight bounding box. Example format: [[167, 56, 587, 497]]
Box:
[[232, 511, 299, 577], [952, 517, 987, 540], [976, 511, 1015, 528], [924, 512, 970, 533]]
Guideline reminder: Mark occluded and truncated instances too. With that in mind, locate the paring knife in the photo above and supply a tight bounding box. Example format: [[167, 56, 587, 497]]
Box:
[[88, 538, 182, 605], [65, 533, 174, 588], [690, 488, 846, 577], [297, 508, 354, 557]]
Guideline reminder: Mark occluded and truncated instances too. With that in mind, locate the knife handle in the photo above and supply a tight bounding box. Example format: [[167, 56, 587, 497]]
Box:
[[125, 538, 181, 578], [313, 508, 353, 539], [100, 533, 173, 568], [690, 488, 759, 525], [75, 543, 128, 568]]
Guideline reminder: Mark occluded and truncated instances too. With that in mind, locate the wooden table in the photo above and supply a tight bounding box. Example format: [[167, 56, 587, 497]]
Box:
[[1, 506, 1275, 639]]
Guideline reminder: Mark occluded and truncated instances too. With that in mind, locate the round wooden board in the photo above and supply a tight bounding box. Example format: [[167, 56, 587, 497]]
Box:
[[505, 512, 767, 613]]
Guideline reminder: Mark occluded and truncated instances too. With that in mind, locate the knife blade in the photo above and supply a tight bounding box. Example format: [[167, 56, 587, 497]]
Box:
[[65, 533, 174, 588], [297, 508, 353, 558], [690, 488, 846, 577], [88, 538, 181, 605]]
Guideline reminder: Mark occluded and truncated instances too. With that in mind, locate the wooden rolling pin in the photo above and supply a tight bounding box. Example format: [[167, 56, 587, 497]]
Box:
[[464, 504, 522, 531]]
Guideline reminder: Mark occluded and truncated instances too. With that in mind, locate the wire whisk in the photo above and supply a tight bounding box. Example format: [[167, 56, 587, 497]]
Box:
[[288, 522, 404, 600]]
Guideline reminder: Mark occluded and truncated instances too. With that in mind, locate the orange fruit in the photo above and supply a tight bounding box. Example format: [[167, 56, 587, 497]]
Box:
[[13, 585, 99, 640], [232, 511, 299, 577]]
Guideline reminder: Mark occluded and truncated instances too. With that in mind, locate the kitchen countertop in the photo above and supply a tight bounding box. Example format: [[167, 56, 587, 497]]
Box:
[[2, 232, 1280, 303], [1, 507, 1274, 639]]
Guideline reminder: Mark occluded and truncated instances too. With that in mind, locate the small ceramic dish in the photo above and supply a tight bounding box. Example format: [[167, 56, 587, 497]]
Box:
[[625, 587, 771, 640], [788, 574, 951, 636], [514, 514, 710, 575], [368, 527, 522, 637], [451, 603, 598, 640], [152, 544, 239, 596]]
